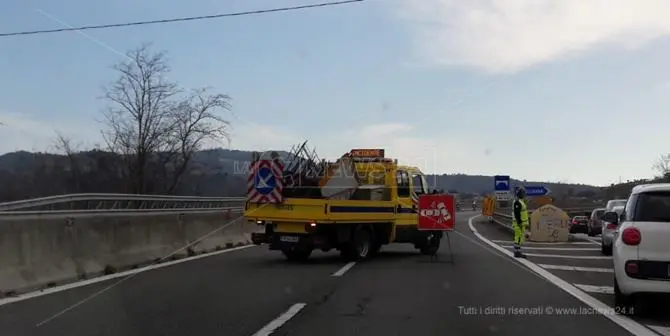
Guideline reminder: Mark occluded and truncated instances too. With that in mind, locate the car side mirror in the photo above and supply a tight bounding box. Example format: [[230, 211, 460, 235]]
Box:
[[602, 211, 618, 224]]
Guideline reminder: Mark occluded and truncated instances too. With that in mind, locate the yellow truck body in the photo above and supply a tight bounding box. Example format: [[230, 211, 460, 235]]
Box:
[[245, 149, 443, 261]]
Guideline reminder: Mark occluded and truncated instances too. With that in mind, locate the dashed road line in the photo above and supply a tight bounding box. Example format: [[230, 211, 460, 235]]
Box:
[[574, 284, 614, 295], [252, 303, 306, 336], [500, 245, 599, 251], [538, 264, 613, 273], [332, 262, 356, 277], [524, 253, 611, 260], [491, 239, 594, 245], [468, 215, 660, 336], [482, 217, 670, 335]]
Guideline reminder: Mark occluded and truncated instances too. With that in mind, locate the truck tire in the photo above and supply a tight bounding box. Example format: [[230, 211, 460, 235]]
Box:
[[370, 242, 382, 256], [340, 226, 373, 261], [282, 248, 312, 261], [419, 232, 441, 255]]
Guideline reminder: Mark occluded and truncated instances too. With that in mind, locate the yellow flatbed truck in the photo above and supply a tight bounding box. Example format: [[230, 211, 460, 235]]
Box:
[[245, 149, 443, 261]]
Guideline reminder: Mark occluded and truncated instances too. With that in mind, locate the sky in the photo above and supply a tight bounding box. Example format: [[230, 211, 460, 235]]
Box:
[[1, 0, 670, 186]]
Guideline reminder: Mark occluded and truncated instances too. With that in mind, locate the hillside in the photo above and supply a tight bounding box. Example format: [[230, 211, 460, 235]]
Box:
[[0, 149, 600, 202]]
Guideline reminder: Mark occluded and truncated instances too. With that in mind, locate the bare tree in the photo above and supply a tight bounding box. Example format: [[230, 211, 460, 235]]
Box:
[[101, 43, 179, 193], [101, 43, 231, 194], [53, 131, 83, 192], [653, 154, 670, 181], [164, 88, 231, 193]]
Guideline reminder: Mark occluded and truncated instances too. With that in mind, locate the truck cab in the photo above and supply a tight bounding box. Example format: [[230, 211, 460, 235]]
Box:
[[245, 148, 441, 261]]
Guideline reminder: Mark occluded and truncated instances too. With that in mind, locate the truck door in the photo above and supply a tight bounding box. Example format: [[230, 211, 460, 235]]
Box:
[[411, 173, 429, 198], [395, 170, 415, 226]]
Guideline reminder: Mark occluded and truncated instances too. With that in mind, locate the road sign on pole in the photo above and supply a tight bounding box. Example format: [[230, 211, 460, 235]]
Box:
[[494, 191, 511, 201], [525, 185, 551, 197], [493, 175, 510, 191]]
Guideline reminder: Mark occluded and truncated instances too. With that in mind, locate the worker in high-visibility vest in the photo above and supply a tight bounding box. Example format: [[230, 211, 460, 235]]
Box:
[[512, 187, 530, 258]]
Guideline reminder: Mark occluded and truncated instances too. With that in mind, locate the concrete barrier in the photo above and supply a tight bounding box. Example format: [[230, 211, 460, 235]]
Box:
[[0, 209, 256, 296]]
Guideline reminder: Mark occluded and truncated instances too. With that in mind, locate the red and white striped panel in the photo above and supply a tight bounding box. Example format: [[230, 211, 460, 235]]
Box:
[[272, 157, 284, 202], [246, 160, 260, 200], [247, 159, 284, 204]]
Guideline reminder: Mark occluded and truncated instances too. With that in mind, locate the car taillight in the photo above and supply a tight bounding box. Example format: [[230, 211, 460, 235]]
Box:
[[625, 261, 638, 275], [621, 227, 641, 246], [572, 219, 577, 225], [606, 223, 617, 230]]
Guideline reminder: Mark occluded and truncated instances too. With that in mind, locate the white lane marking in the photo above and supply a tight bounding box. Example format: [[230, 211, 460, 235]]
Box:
[[586, 239, 602, 246], [574, 284, 614, 295], [492, 239, 594, 245], [571, 234, 603, 246], [538, 264, 613, 273], [332, 262, 356, 277], [252, 303, 306, 336], [500, 245, 599, 251], [524, 253, 611, 260], [467, 215, 659, 336], [0, 245, 255, 307], [648, 325, 670, 336]]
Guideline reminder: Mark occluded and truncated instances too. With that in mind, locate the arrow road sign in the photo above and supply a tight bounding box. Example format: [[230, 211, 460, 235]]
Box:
[[493, 175, 510, 191], [255, 166, 277, 195], [524, 185, 551, 197]]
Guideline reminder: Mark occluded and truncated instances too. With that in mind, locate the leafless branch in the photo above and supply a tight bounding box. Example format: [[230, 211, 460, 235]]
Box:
[[52, 130, 83, 192], [653, 154, 670, 181], [100, 43, 232, 194]]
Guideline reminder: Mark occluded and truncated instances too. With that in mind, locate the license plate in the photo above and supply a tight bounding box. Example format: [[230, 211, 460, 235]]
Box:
[[280, 236, 300, 243]]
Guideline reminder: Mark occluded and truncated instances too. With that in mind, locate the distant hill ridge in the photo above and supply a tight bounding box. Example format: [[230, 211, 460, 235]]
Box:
[[0, 148, 600, 201]]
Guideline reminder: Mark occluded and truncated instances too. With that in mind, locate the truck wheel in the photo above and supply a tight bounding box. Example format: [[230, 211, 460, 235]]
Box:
[[282, 248, 312, 261], [370, 242, 382, 256], [341, 226, 373, 261], [419, 233, 441, 255]]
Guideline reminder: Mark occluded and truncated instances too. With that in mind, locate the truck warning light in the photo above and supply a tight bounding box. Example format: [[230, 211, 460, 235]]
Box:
[[349, 149, 385, 158]]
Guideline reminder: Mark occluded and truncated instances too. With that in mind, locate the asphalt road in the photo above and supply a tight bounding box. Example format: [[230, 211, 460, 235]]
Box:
[[475, 216, 670, 336], [0, 211, 649, 336]]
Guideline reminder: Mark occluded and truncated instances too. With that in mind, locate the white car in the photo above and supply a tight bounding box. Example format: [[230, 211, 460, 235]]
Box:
[[609, 184, 670, 315], [601, 205, 625, 255]]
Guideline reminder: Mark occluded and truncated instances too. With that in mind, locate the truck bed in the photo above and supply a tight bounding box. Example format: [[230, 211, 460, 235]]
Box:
[[244, 197, 397, 223]]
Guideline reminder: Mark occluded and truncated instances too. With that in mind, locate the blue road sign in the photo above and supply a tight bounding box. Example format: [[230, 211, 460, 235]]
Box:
[[255, 166, 276, 195], [525, 185, 550, 196], [493, 175, 510, 191]]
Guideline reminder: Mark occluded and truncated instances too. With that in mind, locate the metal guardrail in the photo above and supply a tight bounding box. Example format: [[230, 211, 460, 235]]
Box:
[[493, 207, 596, 219], [0, 193, 246, 212], [0, 207, 246, 220], [491, 207, 597, 230]]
